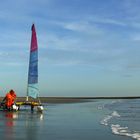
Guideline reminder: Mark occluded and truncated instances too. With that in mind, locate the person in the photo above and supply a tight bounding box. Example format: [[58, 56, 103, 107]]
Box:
[[2, 89, 17, 110]]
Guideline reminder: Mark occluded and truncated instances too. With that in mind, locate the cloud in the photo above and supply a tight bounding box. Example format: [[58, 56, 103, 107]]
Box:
[[89, 17, 127, 27], [126, 63, 140, 70], [130, 34, 140, 41], [4, 62, 24, 66], [0, 0, 140, 73]]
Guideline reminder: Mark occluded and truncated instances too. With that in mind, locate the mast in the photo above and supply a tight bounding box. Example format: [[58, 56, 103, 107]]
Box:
[[26, 24, 39, 101]]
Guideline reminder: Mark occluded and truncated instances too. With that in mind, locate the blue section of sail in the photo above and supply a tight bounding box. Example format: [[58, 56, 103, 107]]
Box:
[[28, 50, 38, 98], [28, 50, 38, 84], [28, 84, 38, 98], [30, 51, 38, 62], [28, 62, 38, 84]]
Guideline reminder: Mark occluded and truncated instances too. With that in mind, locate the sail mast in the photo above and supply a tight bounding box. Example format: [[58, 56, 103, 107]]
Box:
[[26, 24, 39, 101]]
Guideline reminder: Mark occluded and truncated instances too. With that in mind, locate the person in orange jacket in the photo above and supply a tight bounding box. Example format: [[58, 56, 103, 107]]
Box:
[[2, 89, 17, 110]]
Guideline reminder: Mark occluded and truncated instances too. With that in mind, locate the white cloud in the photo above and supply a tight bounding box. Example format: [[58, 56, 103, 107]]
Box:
[[89, 17, 126, 26], [131, 34, 140, 41]]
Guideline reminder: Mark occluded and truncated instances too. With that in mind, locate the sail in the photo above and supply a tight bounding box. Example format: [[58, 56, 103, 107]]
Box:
[[27, 24, 39, 99]]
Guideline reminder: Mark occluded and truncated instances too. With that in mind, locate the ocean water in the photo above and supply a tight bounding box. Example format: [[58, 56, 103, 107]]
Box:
[[101, 99, 140, 140], [0, 99, 139, 140]]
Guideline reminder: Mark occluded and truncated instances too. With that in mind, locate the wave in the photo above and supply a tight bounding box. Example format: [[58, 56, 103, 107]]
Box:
[[97, 105, 104, 110], [112, 111, 120, 117], [100, 99, 140, 140], [111, 124, 140, 140], [100, 115, 112, 126], [101, 110, 140, 140], [100, 111, 120, 126]]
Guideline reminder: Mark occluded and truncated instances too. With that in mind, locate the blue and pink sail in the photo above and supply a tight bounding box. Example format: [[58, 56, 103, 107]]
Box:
[[27, 24, 39, 99]]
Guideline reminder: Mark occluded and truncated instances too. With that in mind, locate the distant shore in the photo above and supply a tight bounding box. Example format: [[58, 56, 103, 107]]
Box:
[[0, 96, 140, 104], [38, 96, 140, 103]]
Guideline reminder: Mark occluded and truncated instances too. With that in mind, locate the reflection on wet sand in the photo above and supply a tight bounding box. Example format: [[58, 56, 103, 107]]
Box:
[[5, 112, 18, 127], [24, 111, 44, 140], [0, 110, 44, 140]]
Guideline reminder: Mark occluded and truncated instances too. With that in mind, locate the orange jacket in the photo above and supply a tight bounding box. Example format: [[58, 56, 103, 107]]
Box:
[[5, 92, 16, 108]]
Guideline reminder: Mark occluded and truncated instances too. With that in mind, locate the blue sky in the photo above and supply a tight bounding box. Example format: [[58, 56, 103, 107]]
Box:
[[0, 0, 140, 97]]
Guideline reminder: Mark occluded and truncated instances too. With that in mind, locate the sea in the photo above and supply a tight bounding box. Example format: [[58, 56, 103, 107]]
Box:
[[0, 99, 140, 140]]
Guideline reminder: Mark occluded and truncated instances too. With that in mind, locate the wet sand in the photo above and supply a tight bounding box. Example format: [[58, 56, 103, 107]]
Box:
[[0, 96, 140, 104], [0, 97, 91, 104], [0, 99, 132, 140], [14, 96, 140, 104]]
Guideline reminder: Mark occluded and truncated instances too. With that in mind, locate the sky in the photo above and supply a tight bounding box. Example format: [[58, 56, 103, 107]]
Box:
[[0, 0, 140, 97]]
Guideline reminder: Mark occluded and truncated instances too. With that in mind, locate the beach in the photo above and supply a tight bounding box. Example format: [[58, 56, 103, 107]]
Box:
[[0, 96, 139, 103], [0, 98, 138, 140]]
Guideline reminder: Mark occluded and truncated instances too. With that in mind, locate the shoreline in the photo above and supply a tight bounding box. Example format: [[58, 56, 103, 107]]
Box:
[[39, 96, 140, 103], [0, 96, 140, 104]]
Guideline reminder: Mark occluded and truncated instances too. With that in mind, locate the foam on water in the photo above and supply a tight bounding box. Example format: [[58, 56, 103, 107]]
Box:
[[112, 111, 120, 117], [111, 124, 140, 140], [101, 100, 140, 140], [100, 111, 120, 126], [97, 105, 104, 110], [100, 115, 112, 126]]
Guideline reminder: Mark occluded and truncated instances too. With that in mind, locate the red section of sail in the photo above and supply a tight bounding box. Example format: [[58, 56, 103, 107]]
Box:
[[30, 24, 38, 52]]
